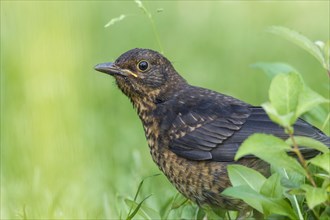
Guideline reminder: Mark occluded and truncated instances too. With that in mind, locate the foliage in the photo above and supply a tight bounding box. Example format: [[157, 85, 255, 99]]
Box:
[[266, 26, 330, 75], [222, 27, 330, 219]]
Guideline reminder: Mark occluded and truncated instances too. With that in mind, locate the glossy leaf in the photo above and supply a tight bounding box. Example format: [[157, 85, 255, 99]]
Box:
[[274, 167, 305, 189], [269, 72, 303, 116], [227, 164, 267, 192], [260, 173, 284, 198], [262, 102, 295, 128], [308, 152, 330, 173], [286, 136, 330, 154], [222, 185, 297, 219], [261, 198, 297, 219], [236, 134, 306, 176], [301, 184, 328, 209], [222, 185, 263, 212], [296, 86, 330, 118]]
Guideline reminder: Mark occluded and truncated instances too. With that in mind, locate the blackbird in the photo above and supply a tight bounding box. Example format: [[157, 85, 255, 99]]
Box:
[[95, 48, 330, 212]]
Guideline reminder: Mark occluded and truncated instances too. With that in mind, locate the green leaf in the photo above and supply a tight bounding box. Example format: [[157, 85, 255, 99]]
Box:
[[269, 72, 303, 116], [280, 177, 303, 189], [323, 40, 330, 71], [261, 198, 297, 219], [286, 136, 330, 154], [267, 26, 326, 69], [287, 188, 305, 196], [301, 184, 328, 209], [227, 164, 266, 192], [260, 173, 284, 198], [273, 168, 305, 220], [262, 102, 295, 128], [308, 152, 330, 173], [296, 86, 330, 118], [314, 173, 330, 180], [251, 62, 298, 78], [302, 105, 329, 129], [202, 206, 227, 219], [274, 167, 305, 189], [179, 203, 198, 219], [222, 185, 297, 219], [236, 134, 306, 176], [222, 185, 263, 213], [227, 211, 239, 220]]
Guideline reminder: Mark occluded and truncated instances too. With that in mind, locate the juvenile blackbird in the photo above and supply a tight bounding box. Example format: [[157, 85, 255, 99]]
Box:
[[95, 48, 330, 211]]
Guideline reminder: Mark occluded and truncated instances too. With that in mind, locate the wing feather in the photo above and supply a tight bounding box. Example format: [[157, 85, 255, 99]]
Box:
[[168, 105, 329, 162]]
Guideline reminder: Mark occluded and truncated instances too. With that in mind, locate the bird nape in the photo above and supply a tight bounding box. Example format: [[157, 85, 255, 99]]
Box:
[[94, 48, 330, 215]]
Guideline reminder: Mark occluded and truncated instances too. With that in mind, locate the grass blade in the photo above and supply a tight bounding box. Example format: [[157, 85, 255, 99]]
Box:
[[126, 195, 152, 220]]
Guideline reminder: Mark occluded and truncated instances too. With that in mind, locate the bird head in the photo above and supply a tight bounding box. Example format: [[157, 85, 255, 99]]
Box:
[[94, 48, 185, 102]]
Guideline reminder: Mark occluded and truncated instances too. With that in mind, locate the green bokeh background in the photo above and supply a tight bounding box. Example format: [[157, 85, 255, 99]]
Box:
[[1, 1, 329, 219]]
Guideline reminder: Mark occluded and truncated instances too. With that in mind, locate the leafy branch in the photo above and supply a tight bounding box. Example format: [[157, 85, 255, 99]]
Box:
[[288, 131, 317, 187], [267, 26, 330, 76], [223, 26, 330, 219]]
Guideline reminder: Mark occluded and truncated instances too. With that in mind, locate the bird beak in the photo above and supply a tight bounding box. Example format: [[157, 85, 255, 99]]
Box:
[[94, 62, 138, 78], [94, 62, 122, 76]]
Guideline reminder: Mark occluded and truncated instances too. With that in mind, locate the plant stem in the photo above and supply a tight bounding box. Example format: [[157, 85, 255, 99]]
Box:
[[135, 0, 164, 54], [288, 132, 317, 187], [149, 15, 164, 54]]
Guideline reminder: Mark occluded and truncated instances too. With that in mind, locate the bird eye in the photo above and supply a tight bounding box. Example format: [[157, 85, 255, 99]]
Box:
[[137, 60, 149, 72]]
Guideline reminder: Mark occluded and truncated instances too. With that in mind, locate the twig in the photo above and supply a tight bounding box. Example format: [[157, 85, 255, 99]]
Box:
[[288, 131, 316, 187]]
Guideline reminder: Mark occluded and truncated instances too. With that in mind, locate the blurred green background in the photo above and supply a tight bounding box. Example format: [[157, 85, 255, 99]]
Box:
[[1, 1, 329, 219]]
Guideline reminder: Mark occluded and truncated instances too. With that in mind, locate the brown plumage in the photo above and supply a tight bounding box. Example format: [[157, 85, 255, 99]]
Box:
[[94, 48, 330, 212]]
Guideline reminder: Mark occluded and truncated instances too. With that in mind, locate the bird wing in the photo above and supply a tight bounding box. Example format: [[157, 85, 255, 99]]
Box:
[[168, 104, 328, 162], [165, 98, 250, 161]]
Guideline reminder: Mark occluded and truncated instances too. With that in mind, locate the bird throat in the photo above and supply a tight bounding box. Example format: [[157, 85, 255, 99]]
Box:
[[116, 77, 160, 134]]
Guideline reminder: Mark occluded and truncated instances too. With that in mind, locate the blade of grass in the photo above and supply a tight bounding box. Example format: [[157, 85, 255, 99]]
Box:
[[134, 0, 164, 54], [127, 173, 160, 217], [126, 195, 152, 220], [134, 173, 160, 202]]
